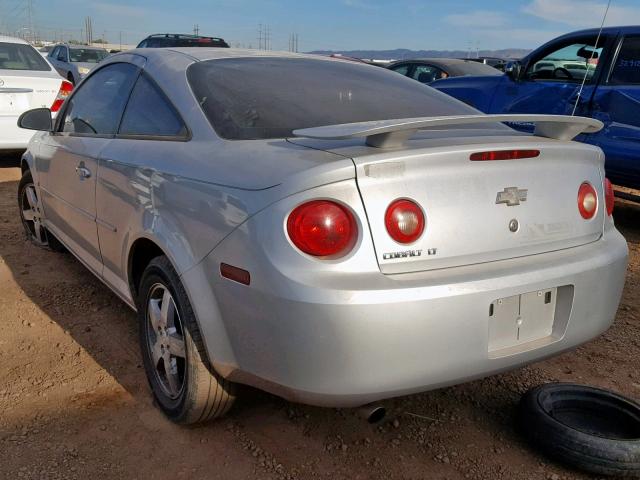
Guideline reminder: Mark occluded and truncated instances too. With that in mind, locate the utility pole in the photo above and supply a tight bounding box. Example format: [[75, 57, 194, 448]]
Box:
[[266, 25, 270, 50], [84, 17, 93, 45], [193, 24, 199, 36], [119, 31, 122, 50], [257, 23, 263, 50]]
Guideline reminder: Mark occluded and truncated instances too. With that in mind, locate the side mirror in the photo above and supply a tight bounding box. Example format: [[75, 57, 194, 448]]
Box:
[[18, 108, 53, 131], [504, 61, 522, 80]]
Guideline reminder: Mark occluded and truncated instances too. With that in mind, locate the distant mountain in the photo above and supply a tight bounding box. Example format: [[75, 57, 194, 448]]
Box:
[[308, 48, 531, 61]]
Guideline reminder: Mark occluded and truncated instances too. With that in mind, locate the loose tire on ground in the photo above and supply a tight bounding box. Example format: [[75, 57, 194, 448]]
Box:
[[138, 256, 235, 424], [519, 383, 640, 477]]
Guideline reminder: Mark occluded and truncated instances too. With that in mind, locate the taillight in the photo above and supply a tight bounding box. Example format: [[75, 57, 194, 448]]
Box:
[[577, 182, 598, 220], [604, 178, 614, 216], [286, 200, 357, 258], [51, 80, 73, 113], [385, 199, 425, 244], [470, 150, 540, 161]]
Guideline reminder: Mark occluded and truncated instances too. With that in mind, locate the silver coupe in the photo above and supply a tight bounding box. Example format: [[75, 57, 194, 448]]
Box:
[[17, 49, 628, 424]]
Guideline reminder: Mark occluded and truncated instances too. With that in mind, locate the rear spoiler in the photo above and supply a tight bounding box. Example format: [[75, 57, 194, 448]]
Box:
[[292, 114, 604, 149]]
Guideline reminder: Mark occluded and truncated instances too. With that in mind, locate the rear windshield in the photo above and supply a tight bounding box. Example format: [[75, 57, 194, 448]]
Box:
[[69, 48, 108, 63], [188, 57, 479, 140], [0, 42, 51, 71]]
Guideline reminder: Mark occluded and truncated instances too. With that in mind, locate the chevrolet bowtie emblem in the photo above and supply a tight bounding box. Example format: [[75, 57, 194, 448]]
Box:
[[496, 187, 528, 206]]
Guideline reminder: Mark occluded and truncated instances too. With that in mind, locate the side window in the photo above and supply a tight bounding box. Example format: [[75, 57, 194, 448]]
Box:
[[61, 63, 139, 135], [411, 64, 445, 84], [390, 64, 410, 76], [119, 73, 188, 137], [610, 36, 640, 85], [57, 47, 67, 61], [49, 46, 59, 59], [526, 39, 604, 83]]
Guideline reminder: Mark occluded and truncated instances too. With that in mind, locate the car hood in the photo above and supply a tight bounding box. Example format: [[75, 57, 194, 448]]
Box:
[[430, 74, 507, 111], [72, 62, 98, 71], [431, 74, 506, 89]]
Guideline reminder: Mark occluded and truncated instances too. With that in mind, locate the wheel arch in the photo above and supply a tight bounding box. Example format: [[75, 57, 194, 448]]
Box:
[[127, 236, 168, 304], [126, 234, 237, 375]]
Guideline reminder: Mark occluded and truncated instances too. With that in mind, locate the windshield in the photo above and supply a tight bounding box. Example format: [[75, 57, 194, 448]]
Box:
[[188, 57, 479, 140], [69, 48, 108, 63], [0, 42, 51, 71]]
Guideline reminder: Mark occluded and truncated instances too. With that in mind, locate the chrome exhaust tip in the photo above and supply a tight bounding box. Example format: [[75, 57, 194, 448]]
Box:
[[358, 405, 386, 424]]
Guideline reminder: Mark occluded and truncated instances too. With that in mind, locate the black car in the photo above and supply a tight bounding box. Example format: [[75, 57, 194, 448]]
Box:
[[137, 34, 229, 48], [387, 58, 502, 84]]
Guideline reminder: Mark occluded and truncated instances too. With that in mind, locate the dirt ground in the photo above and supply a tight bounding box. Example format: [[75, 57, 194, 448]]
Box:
[[0, 152, 638, 480]]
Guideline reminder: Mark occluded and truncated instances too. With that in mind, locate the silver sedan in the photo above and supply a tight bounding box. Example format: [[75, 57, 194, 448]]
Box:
[[17, 49, 628, 424]]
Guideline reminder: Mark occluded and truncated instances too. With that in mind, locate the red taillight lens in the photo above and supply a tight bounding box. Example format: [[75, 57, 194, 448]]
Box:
[[287, 200, 357, 258], [604, 178, 614, 217], [470, 150, 540, 161], [51, 80, 73, 113], [578, 182, 598, 220], [385, 199, 425, 244]]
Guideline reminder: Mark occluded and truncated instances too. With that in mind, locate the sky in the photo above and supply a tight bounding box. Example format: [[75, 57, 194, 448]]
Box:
[[2, 0, 640, 51]]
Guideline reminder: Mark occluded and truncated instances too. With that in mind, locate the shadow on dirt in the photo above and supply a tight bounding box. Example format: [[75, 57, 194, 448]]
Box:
[[0, 151, 22, 169]]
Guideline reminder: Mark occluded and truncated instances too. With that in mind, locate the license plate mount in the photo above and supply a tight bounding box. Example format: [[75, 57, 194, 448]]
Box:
[[488, 288, 557, 353]]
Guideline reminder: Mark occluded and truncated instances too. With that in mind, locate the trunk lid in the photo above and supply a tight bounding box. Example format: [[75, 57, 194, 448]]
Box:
[[291, 133, 605, 274], [0, 70, 61, 116]]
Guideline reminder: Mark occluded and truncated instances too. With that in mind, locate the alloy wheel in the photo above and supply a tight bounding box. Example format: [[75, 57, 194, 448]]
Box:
[[20, 183, 48, 246], [146, 283, 187, 399]]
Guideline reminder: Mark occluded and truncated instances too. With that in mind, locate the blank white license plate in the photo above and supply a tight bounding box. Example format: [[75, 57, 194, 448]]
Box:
[[0, 93, 29, 114], [488, 288, 557, 352]]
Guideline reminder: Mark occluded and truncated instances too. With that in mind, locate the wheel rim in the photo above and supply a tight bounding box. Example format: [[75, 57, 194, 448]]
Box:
[[20, 182, 47, 246], [146, 283, 187, 400]]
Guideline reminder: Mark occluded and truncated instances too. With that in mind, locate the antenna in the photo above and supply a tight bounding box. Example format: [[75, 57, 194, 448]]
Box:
[[571, 0, 612, 116]]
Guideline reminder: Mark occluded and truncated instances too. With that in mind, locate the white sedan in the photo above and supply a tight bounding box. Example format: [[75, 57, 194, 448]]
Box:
[[0, 35, 71, 150]]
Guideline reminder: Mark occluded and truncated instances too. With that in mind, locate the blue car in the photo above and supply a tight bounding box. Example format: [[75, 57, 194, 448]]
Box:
[[431, 26, 640, 191]]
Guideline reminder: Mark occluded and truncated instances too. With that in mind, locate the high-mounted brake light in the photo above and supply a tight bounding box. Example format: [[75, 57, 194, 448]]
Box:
[[470, 150, 540, 161], [51, 80, 73, 113], [578, 182, 598, 220], [385, 199, 425, 244], [604, 178, 615, 217], [287, 200, 357, 258]]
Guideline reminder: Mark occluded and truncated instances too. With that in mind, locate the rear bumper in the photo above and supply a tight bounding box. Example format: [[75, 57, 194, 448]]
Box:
[[0, 116, 34, 150], [192, 226, 628, 408]]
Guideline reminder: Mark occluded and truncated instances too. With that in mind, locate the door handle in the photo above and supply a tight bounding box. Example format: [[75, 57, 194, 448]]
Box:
[[75, 166, 92, 179]]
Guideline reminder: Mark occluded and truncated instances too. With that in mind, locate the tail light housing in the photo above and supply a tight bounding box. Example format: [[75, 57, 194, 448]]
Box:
[[287, 200, 357, 258], [604, 178, 615, 216], [385, 199, 425, 244], [51, 80, 73, 113], [577, 182, 598, 220]]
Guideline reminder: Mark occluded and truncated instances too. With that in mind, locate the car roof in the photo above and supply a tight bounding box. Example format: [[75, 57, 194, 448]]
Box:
[[131, 47, 345, 63], [144, 33, 226, 41], [56, 44, 107, 50], [562, 25, 640, 36], [0, 35, 30, 45]]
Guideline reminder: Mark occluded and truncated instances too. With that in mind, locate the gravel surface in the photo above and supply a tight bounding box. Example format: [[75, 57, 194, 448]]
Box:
[[1, 153, 638, 480]]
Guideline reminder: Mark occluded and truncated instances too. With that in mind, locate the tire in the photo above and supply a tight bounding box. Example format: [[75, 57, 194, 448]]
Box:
[[18, 170, 66, 252], [519, 383, 640, 477], [138, 256, 235, 424]]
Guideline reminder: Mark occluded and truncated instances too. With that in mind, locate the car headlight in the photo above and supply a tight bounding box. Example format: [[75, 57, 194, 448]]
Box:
[[78, 67, 90, 75]]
